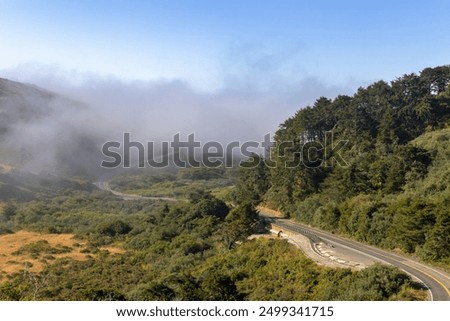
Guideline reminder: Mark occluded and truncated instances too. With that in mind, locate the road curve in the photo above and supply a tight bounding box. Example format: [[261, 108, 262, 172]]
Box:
[[260, 210, 450, 301], [93, 181, 177, 202]]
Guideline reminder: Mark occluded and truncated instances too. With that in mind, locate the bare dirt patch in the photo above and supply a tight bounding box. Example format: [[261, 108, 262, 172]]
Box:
[[0, 231, 124, 279], [257, 205, 284, 218]]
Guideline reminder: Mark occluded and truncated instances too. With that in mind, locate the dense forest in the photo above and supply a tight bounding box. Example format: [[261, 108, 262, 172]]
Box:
[[232, 66, 450, 266]]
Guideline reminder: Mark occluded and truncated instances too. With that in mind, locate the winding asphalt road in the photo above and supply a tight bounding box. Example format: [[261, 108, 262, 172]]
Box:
[[93, 179, 449, 301], [260, 210, 450, 301]]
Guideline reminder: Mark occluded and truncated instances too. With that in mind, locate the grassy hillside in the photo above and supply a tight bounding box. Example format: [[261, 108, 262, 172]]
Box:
[[409, 127, 450, 198]]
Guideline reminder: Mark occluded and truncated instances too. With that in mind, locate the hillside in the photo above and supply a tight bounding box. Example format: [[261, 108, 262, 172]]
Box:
[[0, 78, 57, 146], [0, 184, 424, 300], [232, 65, 450, 266], [1, 69, 443, 300], [0, 78, 103, 177]]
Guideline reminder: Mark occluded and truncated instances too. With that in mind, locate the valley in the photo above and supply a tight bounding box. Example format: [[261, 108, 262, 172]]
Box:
[[1, 66, 449, 301]]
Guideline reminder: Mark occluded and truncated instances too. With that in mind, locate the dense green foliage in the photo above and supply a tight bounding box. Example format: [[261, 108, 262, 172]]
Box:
[[193, 239, 420, 301], [0, 170, 423, 300], [0, 234, 422, 301], [2, 68, 444, 300], [231, 154, 269, 206], [234, 66, 450, 265]]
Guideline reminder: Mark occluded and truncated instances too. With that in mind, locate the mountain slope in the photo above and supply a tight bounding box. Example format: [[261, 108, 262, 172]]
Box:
[[0, 78, 102, 177], [232, 65, 450, 265]]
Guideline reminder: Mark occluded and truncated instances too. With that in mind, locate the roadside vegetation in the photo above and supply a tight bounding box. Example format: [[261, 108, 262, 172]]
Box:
[[0, 168, 425, 300], [231, 66, 450, 268], [2, 67, 446, 300]]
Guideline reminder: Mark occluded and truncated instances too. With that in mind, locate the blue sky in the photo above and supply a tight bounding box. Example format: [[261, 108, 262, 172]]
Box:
[[1, 0, 449, 92]]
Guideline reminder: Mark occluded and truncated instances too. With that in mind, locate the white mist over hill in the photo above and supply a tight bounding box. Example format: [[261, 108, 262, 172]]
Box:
[[0, 63, 354, 175]]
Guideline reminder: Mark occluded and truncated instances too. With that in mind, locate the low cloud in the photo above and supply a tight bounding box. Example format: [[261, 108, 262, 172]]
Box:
[[0, 48, 357, 176]]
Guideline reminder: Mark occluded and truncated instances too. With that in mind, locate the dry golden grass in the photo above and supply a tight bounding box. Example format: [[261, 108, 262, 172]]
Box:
[[0, 231, 125, 279], [256, 205, 284, 218]]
